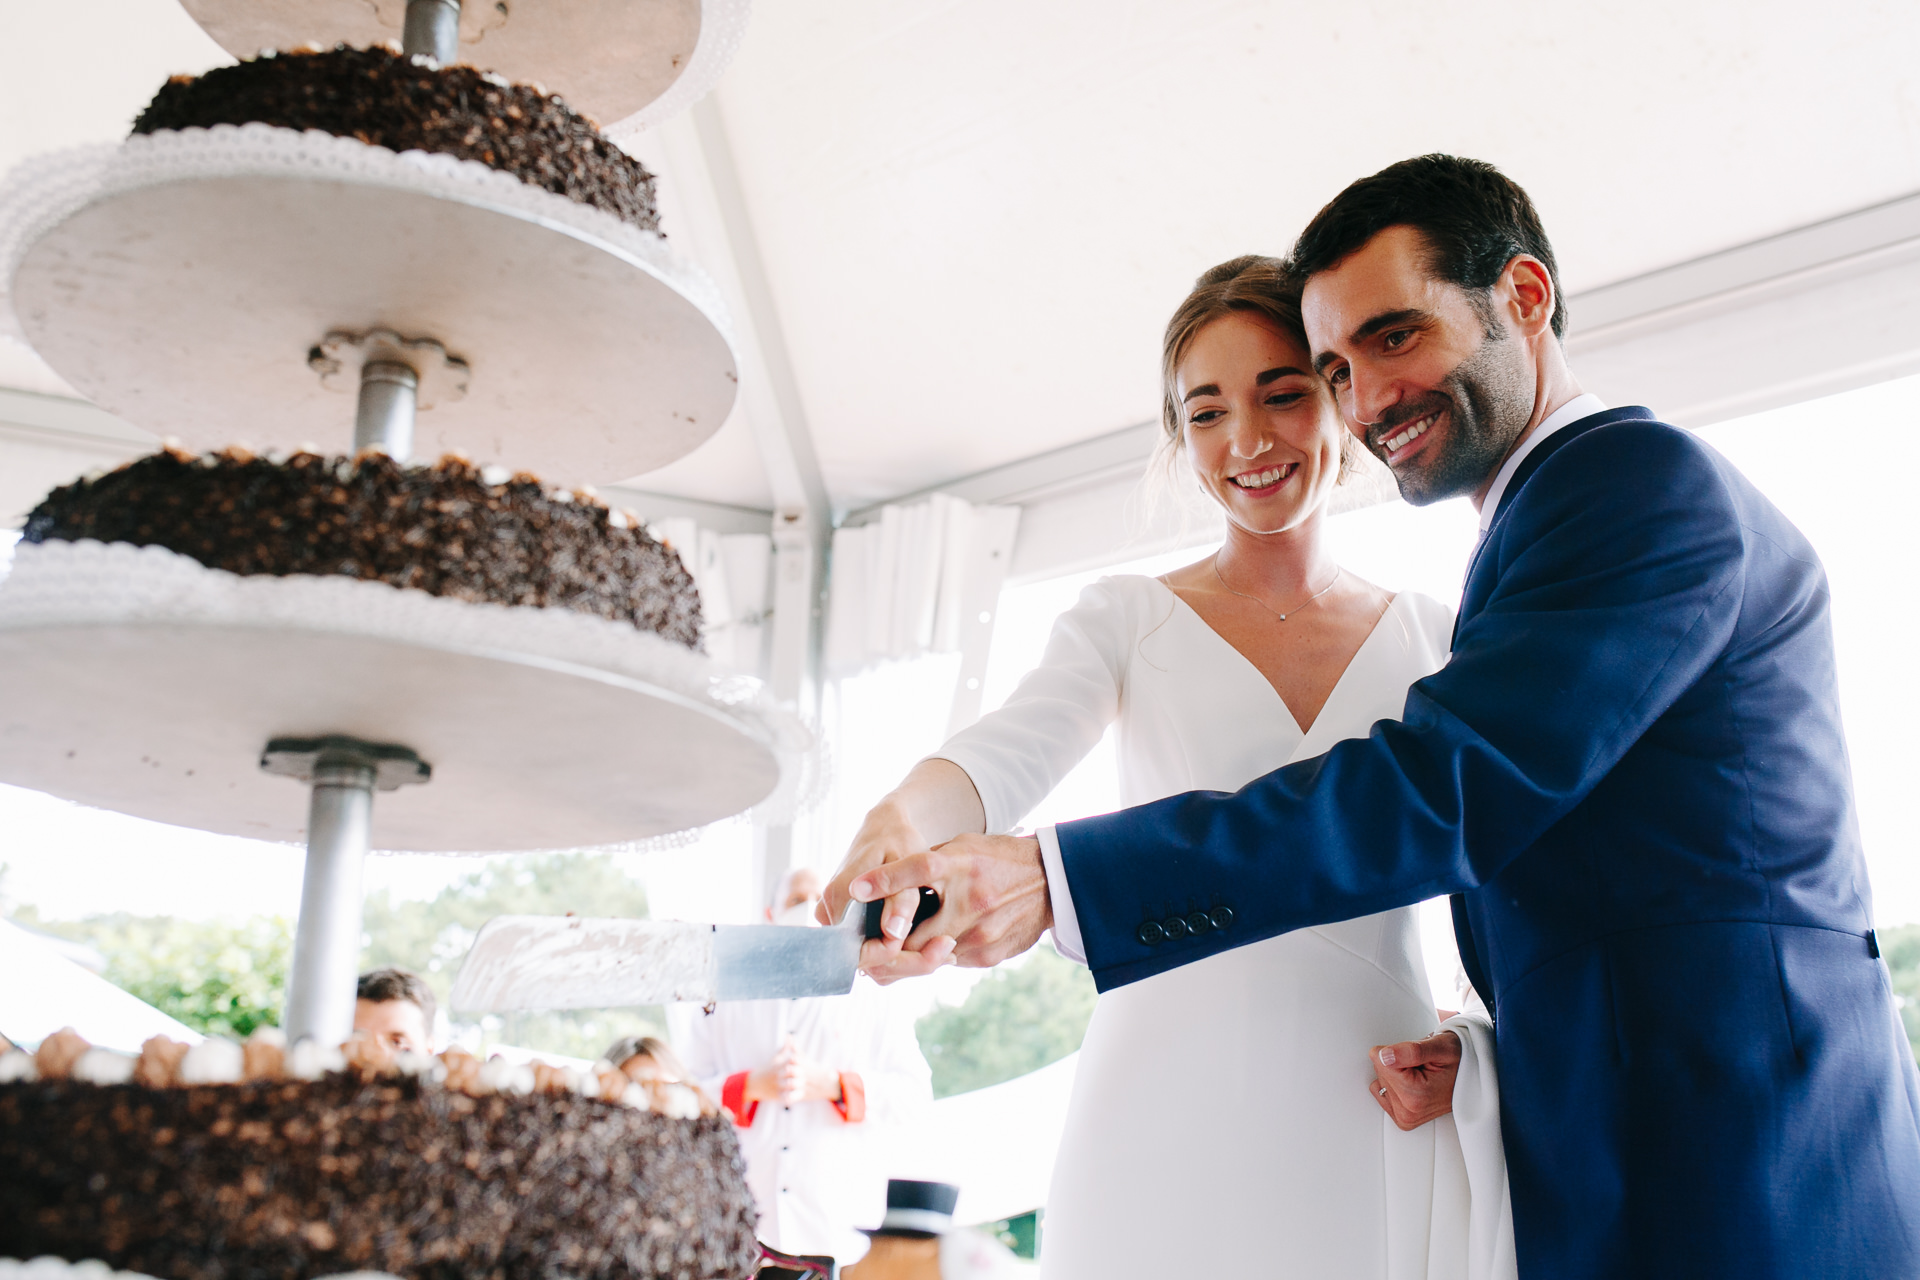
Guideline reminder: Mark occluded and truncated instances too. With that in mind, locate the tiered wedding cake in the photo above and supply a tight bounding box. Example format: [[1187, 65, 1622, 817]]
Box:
[[0, 3, 783, 1276]]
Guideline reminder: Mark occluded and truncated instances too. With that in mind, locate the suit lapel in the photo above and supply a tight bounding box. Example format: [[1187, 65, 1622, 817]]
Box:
[[1454, 407, 1658, 642]]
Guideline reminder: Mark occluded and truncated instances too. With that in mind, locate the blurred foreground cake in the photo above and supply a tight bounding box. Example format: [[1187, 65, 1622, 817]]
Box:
[[0, 1029, 758, 1279]]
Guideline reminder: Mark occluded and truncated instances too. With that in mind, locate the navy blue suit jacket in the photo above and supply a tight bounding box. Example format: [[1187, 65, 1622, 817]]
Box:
[[1055, 408, 1920, 1278]]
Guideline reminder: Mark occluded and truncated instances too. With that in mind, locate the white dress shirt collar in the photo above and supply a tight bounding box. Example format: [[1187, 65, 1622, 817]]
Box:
[[1476, 393, 1608, 531]]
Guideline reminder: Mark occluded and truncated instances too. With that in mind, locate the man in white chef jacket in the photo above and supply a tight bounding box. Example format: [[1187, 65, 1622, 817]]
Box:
[[672, 867, 934, 1264]]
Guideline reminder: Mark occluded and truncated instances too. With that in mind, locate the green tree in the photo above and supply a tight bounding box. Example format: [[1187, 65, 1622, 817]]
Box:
[[1882, 923, 1920, 1064], [8, 852, 662, 1058], [20, 910, 291, 1039], [360, 851, 665, 1060], [915, 944, 1097, 1098]]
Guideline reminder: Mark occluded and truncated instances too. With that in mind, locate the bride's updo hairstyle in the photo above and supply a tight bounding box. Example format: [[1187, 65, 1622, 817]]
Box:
[[1156, 254, 1353, 485]]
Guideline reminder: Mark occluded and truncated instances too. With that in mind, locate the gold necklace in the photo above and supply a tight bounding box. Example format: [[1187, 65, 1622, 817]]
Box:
[[1211, 553, 1341, 622]]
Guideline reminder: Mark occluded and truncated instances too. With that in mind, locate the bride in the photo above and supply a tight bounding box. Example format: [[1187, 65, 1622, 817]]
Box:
[[831, 256, 1513, 1277]]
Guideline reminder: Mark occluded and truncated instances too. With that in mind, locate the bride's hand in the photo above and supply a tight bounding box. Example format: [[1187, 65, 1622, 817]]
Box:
[[820, 795, 940, 955]]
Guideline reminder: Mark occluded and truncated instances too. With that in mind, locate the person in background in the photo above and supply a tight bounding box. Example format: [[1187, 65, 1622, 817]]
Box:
[[602, 1032, 692, 1084], [353, 967, 435, 1056], [673, 867, 933, 1265]]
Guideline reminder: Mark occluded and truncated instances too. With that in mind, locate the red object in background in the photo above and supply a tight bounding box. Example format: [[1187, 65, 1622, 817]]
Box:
[[722, 1070, 867, 1126]]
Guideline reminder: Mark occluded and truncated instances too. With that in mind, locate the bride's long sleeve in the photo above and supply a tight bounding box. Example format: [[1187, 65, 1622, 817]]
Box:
[[930, 577, 1139, 834], [1442, 1004, 1517, 1280]]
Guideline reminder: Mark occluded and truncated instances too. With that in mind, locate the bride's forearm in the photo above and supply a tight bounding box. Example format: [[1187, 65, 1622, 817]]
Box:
[[872, 758, 986, 846]]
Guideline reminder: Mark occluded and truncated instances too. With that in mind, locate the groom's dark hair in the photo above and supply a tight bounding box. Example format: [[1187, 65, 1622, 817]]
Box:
[[1290, 155, 1567, 339]]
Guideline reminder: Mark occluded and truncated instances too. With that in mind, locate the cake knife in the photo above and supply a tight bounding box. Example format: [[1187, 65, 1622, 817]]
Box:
[[449, 890, 941, 1012]]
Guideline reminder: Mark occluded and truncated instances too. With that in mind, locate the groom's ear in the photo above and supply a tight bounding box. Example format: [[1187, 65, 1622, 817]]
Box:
[[1496, 254, 1557, 339]]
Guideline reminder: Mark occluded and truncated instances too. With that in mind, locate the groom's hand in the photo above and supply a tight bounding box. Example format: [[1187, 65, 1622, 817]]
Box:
[[842, 833, 1052, 981], [1370, 1030, 1461, 1130]]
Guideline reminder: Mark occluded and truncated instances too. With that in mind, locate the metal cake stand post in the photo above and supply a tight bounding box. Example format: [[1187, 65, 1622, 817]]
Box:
[[271, 176, 434, 1041], [263, 737, 430, 1046], [271, 95, 436, 1045], [355, 362, 418, 460], [403, 0, 461, 65], [269, 15, 477, 1039]]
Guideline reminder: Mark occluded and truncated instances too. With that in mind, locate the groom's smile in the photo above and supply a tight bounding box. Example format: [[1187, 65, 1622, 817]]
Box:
[[1377, 407, 1442, 465]]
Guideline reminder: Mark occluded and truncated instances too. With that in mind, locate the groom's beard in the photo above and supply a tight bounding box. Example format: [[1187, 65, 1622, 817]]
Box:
[[1367, 330, 1533, 507]]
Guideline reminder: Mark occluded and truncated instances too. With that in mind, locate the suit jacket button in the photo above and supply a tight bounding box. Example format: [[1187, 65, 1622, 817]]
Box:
[[1185, 911, 1212, 936], [1136, 920, 1166, 946], [1208, 905, 1234, 931], [1161, 915, 1189, 941]]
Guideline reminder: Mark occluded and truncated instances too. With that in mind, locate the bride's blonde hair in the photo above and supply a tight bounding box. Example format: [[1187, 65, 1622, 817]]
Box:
[[1154, 254, 1354, 488]]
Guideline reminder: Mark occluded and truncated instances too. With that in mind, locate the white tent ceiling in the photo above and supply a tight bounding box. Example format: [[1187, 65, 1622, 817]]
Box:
[[678, 0, 1920, 512], [3, 0, 1920, 522]]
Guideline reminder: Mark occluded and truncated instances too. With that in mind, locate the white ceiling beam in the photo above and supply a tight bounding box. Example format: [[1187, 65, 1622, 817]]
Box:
[[1570, 190, 1920, 331], [1567, 189, 1920, 425], [840, 189, 1920, 583], [854, 187, 1920, 528], [841, 420, 1161, 525], [677, 101, 831, 528]]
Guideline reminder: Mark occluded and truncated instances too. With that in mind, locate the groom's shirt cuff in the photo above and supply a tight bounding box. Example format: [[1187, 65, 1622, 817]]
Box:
[[1036, 824, 1087, 964]]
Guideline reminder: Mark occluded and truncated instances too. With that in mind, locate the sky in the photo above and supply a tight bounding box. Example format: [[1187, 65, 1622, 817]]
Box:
[[2, 374, 1916, 1011]]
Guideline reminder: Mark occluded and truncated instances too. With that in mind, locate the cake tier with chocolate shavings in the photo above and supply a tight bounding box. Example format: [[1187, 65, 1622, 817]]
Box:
[[131, 44, 659, 231], [0, 1071, 758, 1280], [22, 448, 702, 649]]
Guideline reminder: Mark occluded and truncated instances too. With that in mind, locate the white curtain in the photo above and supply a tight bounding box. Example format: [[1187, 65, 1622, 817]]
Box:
[[825, 493, 995, 676]]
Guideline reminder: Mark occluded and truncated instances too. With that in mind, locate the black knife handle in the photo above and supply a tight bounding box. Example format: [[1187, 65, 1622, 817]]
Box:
[[862, 887, 941, 940]]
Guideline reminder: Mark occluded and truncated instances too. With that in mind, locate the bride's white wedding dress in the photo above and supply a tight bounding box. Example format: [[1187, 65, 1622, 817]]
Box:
[[935, 575, 1514, 1279]]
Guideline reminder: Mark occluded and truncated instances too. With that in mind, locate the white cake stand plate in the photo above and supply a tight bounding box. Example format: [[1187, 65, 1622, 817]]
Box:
[[179, 0, 751, 135], [0, 126, 737, 485], [0, 541, 793, 853]]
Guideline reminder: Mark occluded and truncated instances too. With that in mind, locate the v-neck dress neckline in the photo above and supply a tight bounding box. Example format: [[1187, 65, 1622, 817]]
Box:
[[1153, 578, 1409, 747]]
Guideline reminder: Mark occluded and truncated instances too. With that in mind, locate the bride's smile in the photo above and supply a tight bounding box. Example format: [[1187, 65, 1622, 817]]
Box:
[[1230, 462, 1297, 492]]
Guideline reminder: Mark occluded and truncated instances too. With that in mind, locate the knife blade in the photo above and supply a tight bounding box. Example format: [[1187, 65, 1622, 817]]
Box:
[[449, 889, 941, 1013]]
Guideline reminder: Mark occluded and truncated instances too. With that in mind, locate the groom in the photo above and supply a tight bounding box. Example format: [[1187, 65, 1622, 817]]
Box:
[[828, 156, 1920, 1277]]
